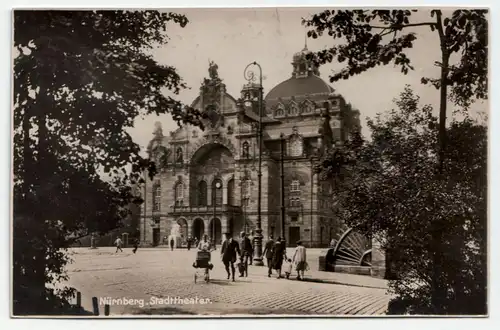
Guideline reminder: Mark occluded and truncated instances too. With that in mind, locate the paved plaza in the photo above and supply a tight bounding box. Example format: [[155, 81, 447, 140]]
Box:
[[63, 247, 392, 316]]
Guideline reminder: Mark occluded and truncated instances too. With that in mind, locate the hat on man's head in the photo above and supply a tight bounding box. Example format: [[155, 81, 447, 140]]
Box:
[[296, 240, 303, 245]]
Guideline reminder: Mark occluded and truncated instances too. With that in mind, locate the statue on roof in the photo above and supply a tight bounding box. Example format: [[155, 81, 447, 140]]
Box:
[[208, 60, 219, 80], [153, 121, 163, 138]]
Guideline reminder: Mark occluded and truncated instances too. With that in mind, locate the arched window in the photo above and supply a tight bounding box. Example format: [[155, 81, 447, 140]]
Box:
[[153, 185, 161, 211], [227, 178, 235, 206], [175, 182, 184, 206], [197, 181, 207, 206], [212, 179, 223, 206], [275, 103, 285, 117], [242, 141, 250, 158], [289, 136, 303, 157], [176, 147, 183, 163], [290, 197, 301, 207], [290, 180, 300, 193]]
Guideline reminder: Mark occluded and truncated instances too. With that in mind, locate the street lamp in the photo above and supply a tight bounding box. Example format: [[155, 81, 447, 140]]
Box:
[[243, 61, 264, 266], [213, 181, 222, 250], [243, 196, 248, 233], [280, 132, 286, 240]]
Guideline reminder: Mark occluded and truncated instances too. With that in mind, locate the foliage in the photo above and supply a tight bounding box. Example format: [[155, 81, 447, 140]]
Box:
[[303, 9, 488, 175], [303, 9, 488, 107], [318, 87, 487, 315], [13, 10, 200, 314]]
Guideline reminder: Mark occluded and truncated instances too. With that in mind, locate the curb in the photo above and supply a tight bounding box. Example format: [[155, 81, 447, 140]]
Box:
[[299, 277, 388, 290]]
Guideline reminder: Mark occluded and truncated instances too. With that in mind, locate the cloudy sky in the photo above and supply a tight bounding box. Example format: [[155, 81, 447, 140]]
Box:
[[128, 7, 487, 153]]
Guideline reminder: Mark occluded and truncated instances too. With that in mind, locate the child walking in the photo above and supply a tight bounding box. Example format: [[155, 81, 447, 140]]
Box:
[[292, 240, 309, 280], [284, 258, 293, 279]]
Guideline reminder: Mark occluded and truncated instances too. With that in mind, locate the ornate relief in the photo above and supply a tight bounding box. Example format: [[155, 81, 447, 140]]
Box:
[[187, 135, 237, 164]]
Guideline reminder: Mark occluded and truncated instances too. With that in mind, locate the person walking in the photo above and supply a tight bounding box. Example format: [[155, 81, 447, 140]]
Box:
[[187, 236, 192, 251], [271, 236, 287, 278], [239, 232, 253, 277], [114, 237, 123, 253], [197, 234, 211, 251], [169, 238, 174, 251], [132, 238, 139, 254], [262, 235, 275, 277], [292, 240, 309, 280], [220, 232, 241, 282]]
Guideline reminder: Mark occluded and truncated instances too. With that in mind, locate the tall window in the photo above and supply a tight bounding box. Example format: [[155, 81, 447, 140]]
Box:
[[227, 179, 235, 206], [242, 141, 250, 158], [197, 181, 207, 206], [212, 179, 223, 206], [289, 104, 299, 116], [175, 182, 184, 206], [176, 147, 183, 163], [289, 137, 303, 157], [153, 185, 161, 211], [290, 180, 300, 193]]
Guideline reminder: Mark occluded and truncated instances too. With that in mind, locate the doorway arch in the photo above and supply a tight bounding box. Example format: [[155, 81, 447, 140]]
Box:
[[209, 218, 222, 244], [192, 218, 204, 240]]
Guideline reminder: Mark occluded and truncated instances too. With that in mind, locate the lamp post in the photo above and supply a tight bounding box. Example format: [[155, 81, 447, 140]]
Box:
[[243, 197, 248, 233], [310, 156, 315, 248], [213, 181, 222, 250], [280, 132, 286, 240], [243, 61, 264, 266]]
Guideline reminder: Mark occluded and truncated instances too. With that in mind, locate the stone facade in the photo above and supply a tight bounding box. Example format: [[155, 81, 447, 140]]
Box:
[[139, 50, 362, 249]]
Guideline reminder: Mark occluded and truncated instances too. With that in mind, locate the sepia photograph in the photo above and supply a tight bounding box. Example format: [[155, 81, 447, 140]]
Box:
[[11, 6, 488, 317]]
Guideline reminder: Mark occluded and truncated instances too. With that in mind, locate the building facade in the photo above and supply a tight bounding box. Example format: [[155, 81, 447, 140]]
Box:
[[139, 46, 361, 248]]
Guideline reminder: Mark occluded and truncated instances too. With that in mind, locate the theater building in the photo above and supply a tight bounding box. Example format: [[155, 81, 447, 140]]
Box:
[[139, 46, 361, 249]]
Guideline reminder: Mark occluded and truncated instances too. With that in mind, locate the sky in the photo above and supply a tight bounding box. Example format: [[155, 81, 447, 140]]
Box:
[[128, 7, 487, 154]]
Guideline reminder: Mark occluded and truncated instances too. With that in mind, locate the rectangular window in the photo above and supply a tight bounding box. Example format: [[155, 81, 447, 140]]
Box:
[[153, 216, 160, 224], [153, 185, 161, 212], [291, 216, 298, 222], [290, 180, 300, 192]]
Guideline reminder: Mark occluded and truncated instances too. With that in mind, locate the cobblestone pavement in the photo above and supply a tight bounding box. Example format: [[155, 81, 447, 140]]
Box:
[[63, 247, 392, 316]]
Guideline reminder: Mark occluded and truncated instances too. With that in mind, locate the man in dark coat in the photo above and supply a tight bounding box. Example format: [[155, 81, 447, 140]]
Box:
[[220, 232, 241, 281], [239, 232, 253, 277], [132, 238, 140, 254], [262, 235, 275, 277]]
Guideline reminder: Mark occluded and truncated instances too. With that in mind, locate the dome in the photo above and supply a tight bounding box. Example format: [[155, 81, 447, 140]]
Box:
[[265, 74, 334, 101], [264, 45, 333, 103]]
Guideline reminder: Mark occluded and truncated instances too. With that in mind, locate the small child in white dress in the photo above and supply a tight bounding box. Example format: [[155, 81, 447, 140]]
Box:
[[284, 258, 293, 279]]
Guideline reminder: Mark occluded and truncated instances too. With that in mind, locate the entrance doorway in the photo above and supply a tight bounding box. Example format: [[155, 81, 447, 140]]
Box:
[[192, 218, 204, 240], [152, 228, 160, 247], [209, 218, 222, 244], [289, 227, 300, 245]]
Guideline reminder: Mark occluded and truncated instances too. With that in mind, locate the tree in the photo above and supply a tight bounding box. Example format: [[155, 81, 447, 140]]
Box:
[[318, 87, 487, 314], [13, 10, 201, 314], [303, 9, 488, 171]]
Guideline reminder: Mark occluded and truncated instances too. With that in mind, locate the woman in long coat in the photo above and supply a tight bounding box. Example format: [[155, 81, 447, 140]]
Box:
[[272, 237, 287, 278]]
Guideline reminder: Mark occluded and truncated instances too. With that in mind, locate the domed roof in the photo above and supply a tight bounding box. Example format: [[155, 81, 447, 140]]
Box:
[[265, 74, 334, 102], [264, 45, 334, 103]]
